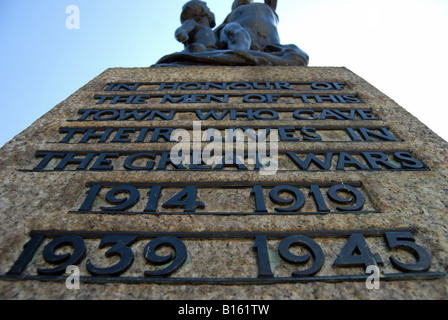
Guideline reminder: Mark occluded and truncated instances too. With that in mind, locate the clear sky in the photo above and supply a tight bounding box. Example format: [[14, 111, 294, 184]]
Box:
[[1, 0, 448, 148]]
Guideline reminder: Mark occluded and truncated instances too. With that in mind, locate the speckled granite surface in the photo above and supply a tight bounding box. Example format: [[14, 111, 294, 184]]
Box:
[[0, 66, 446, 299]]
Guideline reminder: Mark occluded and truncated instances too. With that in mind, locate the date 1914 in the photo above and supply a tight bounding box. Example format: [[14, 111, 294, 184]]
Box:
[[73, 181, 376, 216]]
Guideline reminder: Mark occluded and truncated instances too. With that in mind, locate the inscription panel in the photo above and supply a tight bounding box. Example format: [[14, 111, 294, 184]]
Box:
[[4, 75, 445, 293], [27, 150, 426, 172], [93, 93, 363, 105], [2, 228, 444, 285], [72, 181, 377, 216], [55, 126, 399, 144], [73, 108, 379, 122], [103, 81, 349, 92]]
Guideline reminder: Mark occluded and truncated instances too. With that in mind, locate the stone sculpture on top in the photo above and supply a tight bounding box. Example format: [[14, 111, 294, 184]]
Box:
[[156, 0, 309, 66]]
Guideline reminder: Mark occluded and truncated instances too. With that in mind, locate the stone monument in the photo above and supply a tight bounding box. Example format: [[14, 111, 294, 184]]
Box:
[[0, 0, 446, 300]]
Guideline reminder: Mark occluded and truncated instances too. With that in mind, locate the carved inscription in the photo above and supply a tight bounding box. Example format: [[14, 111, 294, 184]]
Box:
[[56, 126, 398, 143], [72, 182, 376, 215], [74, 108, 378, 122], [93, 93, 362, 105], [5, 79, 444, 286], [28, 150, 426, 172], [2, 228, 444, 284], [103, 81, 347, 91]]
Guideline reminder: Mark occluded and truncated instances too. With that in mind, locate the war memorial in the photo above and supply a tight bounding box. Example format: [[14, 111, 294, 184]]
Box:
[[0, 0, 446, 301]]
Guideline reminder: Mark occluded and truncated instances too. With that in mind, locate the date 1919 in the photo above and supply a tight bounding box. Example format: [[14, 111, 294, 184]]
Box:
[[74, 181, 376, 215]]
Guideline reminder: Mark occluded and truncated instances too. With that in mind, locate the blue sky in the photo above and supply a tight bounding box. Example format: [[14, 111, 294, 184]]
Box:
[[1, 0, 448, 147]]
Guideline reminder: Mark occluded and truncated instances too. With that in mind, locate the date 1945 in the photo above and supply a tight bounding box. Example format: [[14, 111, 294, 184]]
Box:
[[1, 228, 445, 285]]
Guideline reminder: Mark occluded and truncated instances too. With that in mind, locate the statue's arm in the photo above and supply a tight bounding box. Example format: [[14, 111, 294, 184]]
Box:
[[175, 20, 197, 44], [265, 0, 277, 11]]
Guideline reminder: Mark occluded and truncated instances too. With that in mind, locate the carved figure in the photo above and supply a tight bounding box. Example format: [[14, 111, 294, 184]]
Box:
[[155, 0, 309, 66], [219, 22, 251, 51], [175, 0, 218, 52], [216, 0, 280, 51]]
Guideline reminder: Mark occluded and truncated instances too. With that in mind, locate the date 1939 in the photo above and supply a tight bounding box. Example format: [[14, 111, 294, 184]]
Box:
[[1, 228, 444, 284]]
